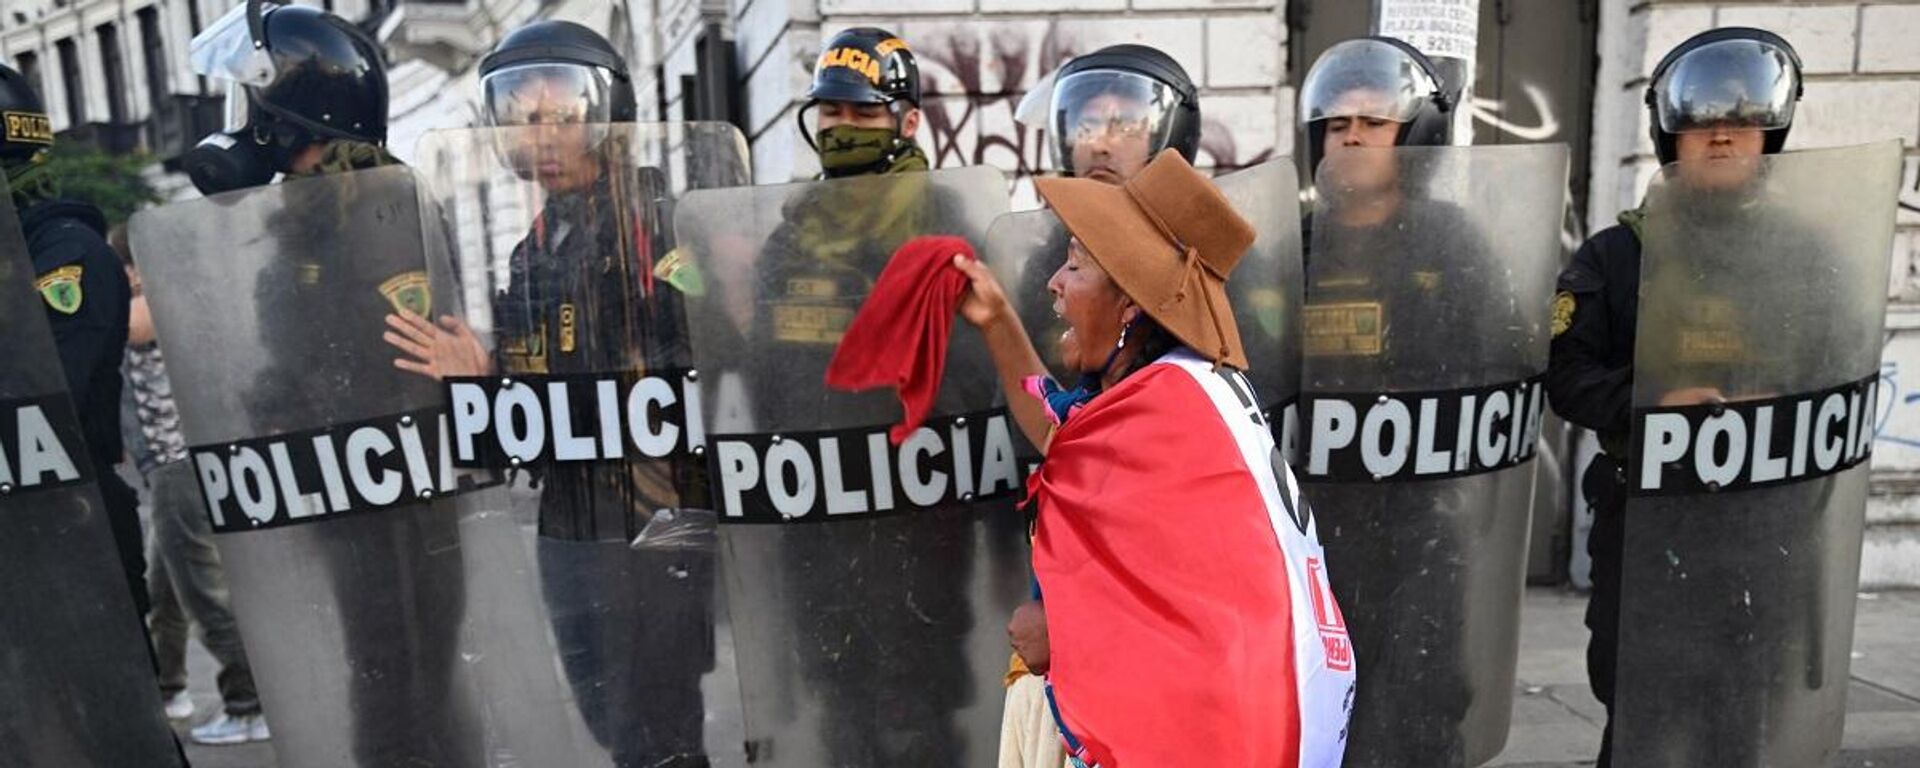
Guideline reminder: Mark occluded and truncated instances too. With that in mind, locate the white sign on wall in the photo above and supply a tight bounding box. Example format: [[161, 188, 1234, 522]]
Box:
[[1376, 0, 1480, 64]]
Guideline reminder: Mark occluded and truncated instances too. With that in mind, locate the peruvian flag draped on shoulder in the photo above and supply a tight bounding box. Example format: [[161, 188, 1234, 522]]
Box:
[[1031, 349, 1355, 767]]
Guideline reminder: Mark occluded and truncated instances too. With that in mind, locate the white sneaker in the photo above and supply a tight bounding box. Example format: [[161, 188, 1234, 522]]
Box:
[[190, 713, 271, 745], [161, 691, 194, 721]]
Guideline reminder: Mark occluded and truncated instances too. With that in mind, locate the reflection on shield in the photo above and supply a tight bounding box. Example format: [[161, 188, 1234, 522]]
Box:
[[0, 176, 183, 766], [132, 167, 588, 767], [413, 122, 752, 766], [673, 166, 1024, 766], [1299, 143, 1567, 767], [1614, 141, 1902, 767]]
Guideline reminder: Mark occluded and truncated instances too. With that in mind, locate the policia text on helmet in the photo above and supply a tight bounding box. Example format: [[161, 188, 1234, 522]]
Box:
[[1016, 44, 1201, 182], [183, 0, 389, 195], [1298, 36, 1457, 174], [798, 28, 929, 178], [0, 63, 55, 205]]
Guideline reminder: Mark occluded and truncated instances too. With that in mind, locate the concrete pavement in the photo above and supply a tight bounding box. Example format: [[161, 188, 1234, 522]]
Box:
[[173, 588, 1920, 767], [1493, 589, 1920, 768]]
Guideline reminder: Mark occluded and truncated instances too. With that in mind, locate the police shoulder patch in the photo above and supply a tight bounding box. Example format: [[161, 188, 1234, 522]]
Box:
[[379, 271, 432, 317], [1551, 291, 1576, 338], [34, 265, 83, 314]]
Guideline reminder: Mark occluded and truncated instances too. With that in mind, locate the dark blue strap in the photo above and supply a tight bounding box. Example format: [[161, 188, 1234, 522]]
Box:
[[1044, 678, 1101, 768]]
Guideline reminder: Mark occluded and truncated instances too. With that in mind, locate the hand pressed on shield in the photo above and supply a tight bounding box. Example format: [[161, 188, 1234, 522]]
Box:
[[1009, 600, 1050, 674], [384, 310, 493, 380], [1657, 387, 1727, 407]]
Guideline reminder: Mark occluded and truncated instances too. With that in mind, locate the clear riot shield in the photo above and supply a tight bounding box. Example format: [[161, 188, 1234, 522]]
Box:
[[412, 122, 751, 766], [0, 181, 183, 766], [1298, 143, 1567, 766], [131, 167, 588, 767], [672, 166, 1022, 766], [1614, 142, 1901, 767], [984, 159, 1305, 440]]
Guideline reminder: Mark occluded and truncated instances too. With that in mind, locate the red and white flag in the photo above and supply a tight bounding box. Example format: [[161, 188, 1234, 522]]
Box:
[[1032, 348, 1356, 767]]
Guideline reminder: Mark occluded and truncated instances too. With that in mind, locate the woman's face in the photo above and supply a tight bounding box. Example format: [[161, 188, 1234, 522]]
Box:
[[1047, 238, 1135, 374]]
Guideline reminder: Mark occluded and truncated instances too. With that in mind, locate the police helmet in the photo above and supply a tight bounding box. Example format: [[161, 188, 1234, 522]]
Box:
[[190, 0, 389, 145], [1645, 27, 1803, 165], [0, 65, 52, 163], [806, 27, 920, 107], [1298, 37, 1456, 171], [1017, 44, 1202, 176], [479, 20, 637, 126]]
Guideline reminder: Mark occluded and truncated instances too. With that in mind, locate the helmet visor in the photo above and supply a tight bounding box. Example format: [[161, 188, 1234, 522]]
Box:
[[482, 63, 617, 127], [1654, 39, 1799, 134], [1046, 70, 1181, 178], [190, 2, 279, 87], [1298, 39, 1438, 125]]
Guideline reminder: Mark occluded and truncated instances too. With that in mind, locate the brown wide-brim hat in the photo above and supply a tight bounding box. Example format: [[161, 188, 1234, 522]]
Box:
[[1035, 149, 1255, 369]]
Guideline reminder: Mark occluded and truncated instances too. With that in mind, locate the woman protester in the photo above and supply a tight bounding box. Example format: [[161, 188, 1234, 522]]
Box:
[[952, 148, 1355, 766]]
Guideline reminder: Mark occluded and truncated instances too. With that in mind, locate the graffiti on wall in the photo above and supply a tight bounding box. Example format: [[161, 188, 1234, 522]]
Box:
[[1866, 336, 1920, 473], [1471, 83, 1559, 142], [911, 24, 1058, 176]]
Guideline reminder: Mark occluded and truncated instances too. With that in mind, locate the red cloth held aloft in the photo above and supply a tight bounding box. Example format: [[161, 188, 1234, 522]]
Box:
[[824, 235, 975, 444]]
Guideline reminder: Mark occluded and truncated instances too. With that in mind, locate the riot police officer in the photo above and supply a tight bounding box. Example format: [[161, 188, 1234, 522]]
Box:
[[0, 64, 146, 618], [1546, 27, 1806, 768], [766, 27, 978, 764], [386, 20, 717, 767], [797, 26, 931, 178], [1296, 37, 1548, 768], [0, 66, 190, 768], [181, 2, 478, 762], [183, 0, 397, 192], [1297, 37, 1488, 363], [756, 27, 945, 406]]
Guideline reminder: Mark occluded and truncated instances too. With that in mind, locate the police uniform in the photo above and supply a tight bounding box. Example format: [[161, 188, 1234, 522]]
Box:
[[1544, 216, 1638, 766], [493, 166, 715, 767], [24, 198, 144, 615]]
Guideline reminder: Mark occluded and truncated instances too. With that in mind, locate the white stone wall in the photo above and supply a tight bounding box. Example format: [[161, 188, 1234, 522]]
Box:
[[1588, 0, 1920, 587], [702, 0, 1292, 190]]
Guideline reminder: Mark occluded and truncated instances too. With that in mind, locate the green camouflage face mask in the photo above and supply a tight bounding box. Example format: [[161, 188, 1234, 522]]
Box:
[[815, 124, 928, 177]]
